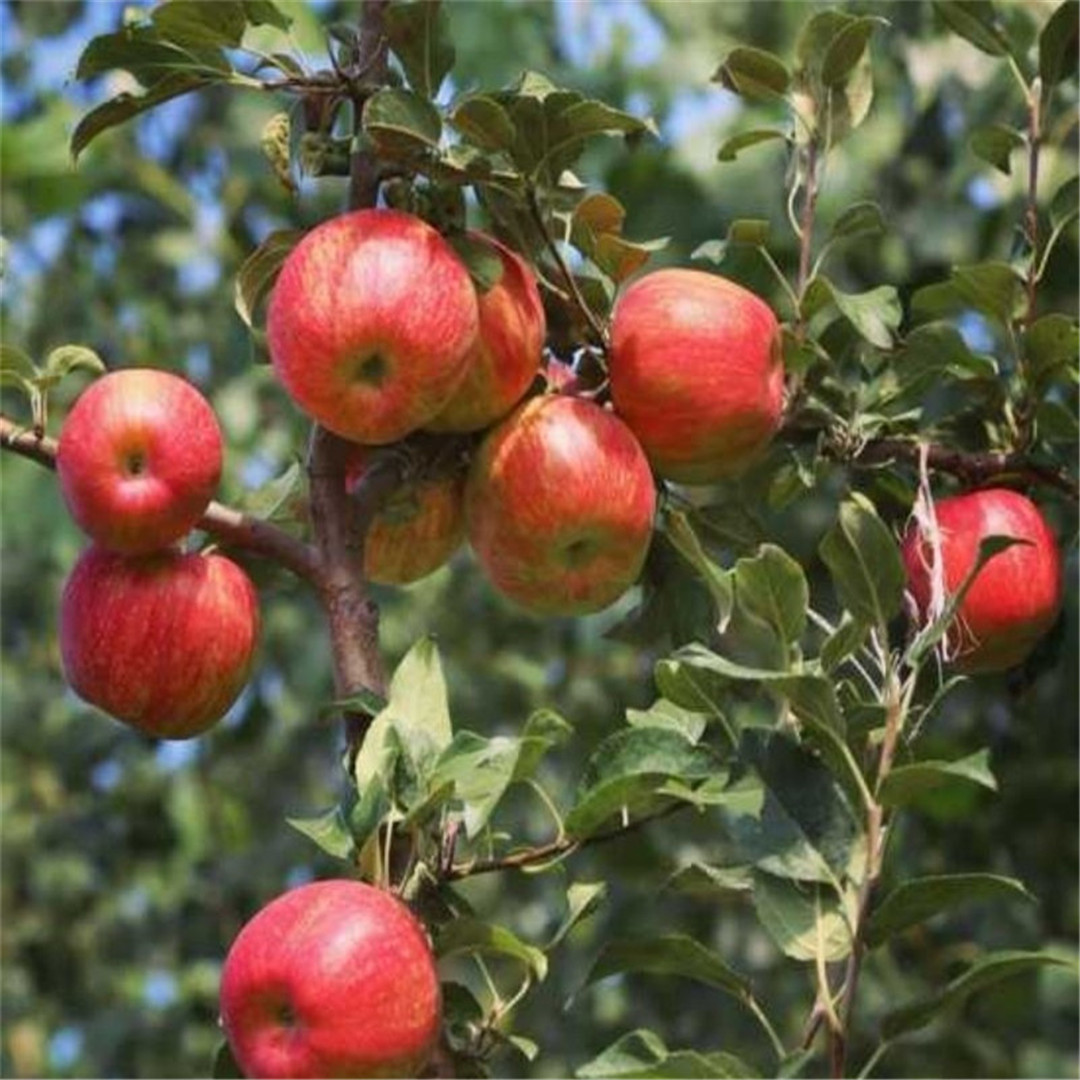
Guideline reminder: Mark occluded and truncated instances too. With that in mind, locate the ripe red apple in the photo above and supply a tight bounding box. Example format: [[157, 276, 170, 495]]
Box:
[[345, 447, 465, 585], [220, 879, 441, 1080], [426, 234, 545, 434], [609, 268, 784, 483], [56, 368, 222, 553], [466, 395, 656, 615], [60, 546, 259, 739], [901, 488, 1064, 673], [267, 208, 480, 444]]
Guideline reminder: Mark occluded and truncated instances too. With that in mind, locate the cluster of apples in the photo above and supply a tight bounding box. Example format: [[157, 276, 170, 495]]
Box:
[[55, 369, 260, 739], [266, 208, 786, 616]]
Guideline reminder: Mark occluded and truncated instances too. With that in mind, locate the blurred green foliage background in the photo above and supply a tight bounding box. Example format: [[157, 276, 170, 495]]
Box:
[[1, 1, 1077, 1077]]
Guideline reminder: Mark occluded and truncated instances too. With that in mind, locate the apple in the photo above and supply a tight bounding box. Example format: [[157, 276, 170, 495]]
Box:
[[609, 268, 784, 483], [267, 208, 480, 444], [60, 546, 259, 739], [220, 879, 441, 1080], [901, 488, 1064, 673], [466, 395, 656, 616], [56, 368, 222, 553], [425, 234, 546, 433], [345, 447, 465, 585]]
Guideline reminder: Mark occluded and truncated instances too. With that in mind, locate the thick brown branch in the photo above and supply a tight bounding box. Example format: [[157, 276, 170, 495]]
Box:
[[0, 414, 322, 582]]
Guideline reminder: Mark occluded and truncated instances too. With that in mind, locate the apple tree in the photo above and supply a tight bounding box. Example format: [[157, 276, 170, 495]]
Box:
[[1, 1, 1077, 1077]]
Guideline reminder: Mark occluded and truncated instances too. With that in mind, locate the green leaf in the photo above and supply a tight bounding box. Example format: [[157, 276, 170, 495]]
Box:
[[72, 73, 215, 160], [821, 16, 885, 87], [565, 726, 720, 840], [323, 687, 388, 718], [734, 543, 808, 648], [234, 229, 303, 331], [662, 508, 734, 631], [0, 344, 40, 394], [437, 917, 547, 981], [933, 0, 1011, 56], [714, 46, 792, 100], [665, 863, 754, 899], [716, 128, 788, 162], [450, 95, 516, 151], [867, 873, 1035, 947], [211, 1040, 245, 1078], [241, 0, 292, 31], [76, 24, 231, 84], [577, 1031, 761, 1080], [913, 262, 1022, 325], [151, 1, 247, 48], [1036, 398, 1080, 442], [583, 934, 751, 1001], [237, 460, 303, 522], [721, 728, 860, 884], [1023, 313, 1079, 392], [969, 124, 1025, 175], [896, 322, 998, 392], [549, 881, 607, 949], [828, 201, 886, 242], [752, 872, 857, 962], [819, 615, 869, 675], [384, 636, 453, 773], [40, 346, 105, 384], [813, 279, 901, 348], [1050, 176, 1079, 230], [818, 496, 905, 630], [447, 233, 505, 293], [385, 0, 455, 99], [882, 950, 1077, 1039], [626, 699, 708, 744], [285, 805, 355, 860], [1040, 0, 1080, 89], [879, 749, 997, 810], [691, 220, 770, 266], [363, 88, 442, 157]]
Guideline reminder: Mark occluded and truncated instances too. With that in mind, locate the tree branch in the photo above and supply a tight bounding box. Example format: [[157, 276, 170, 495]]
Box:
[[0, 414, 322, 583], [443, 800, 689, 881]]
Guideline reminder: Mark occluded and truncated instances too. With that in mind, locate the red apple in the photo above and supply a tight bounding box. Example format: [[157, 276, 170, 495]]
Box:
[[267, 209, 480, 444], [345, 448, 465, 585], [901, 488, 1063, 673], [220, 879, 441, 1080], [466, 395, 656, 615], [426, 234, 545, 433], [609, 268, 784, 483], [60, 546, 259, 739], [56, 368, 222, 553]]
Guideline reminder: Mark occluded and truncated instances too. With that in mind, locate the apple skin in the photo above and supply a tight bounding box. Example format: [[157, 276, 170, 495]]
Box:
[[466, 395, 656, 616], [426, 234, 545, 434], [345, 448, 465, 585], [60, 546, 259, 739], [901, 488, 1063, 674], [267, 209, 480, 445], [220, 879, 441, 1080], [56, 368, 222, 553], [609, 268, 784, 484]]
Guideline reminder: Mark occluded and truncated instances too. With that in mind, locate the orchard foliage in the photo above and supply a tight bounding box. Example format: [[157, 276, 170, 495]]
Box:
[[1, 1, 1078, 1078]]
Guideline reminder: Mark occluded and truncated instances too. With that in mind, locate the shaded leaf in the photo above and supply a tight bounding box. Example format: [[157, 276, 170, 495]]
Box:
[[626, 699, 708, 744], [152, 1, 247, 48], [716, 128, 788, 162], [211, 1041, 245, 1079], [447, 233, 504, 292], [867, 873, 1035, 947], [715, 46, 791, 100], [234, 229, 303, 330], [285, 805, 355, 860], [363, 87, 442, 157], [818, 496, 905, 630], [384, 636, 453, 773], [752, 872, 857, 962], [1050, 175, 1079, 230], [236, 460, 303, 522], [662, 508, 734, 631], [1040, 0, 1080, 89], [882, 951, 1076, 1038], [813, 279, 901, 348], [437, 918, 547, 980], [549, 881, 607, 949], [933, 0, 1010, 56], [450, 95, 516, 151], [821, 16, 886, 86], [819, 615, 869, 674], [583, 934, 751, 1000], [828, 201, 886, 242], [734, 543, 808, 647], [76, 25, 231, 83], [879, 749, 997, 810], [664, 862, 755, 897], [577, 1030, 761, 1080], [970, 123, 1024, 175], [385, 0, 455, 99], [1023, 313, 1079, 392]]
